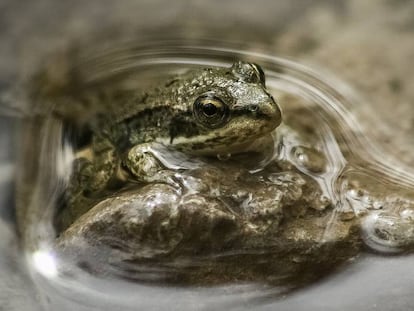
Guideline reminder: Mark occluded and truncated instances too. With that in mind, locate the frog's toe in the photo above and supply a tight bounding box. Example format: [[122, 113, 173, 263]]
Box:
[[125, 145, 164, 182]]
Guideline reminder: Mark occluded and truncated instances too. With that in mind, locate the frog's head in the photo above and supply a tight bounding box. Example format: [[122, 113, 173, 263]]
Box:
[[168, 61, 282, 155]]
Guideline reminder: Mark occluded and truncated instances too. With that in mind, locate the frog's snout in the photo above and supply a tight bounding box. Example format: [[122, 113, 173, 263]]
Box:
[[258, 98, 282, 127]]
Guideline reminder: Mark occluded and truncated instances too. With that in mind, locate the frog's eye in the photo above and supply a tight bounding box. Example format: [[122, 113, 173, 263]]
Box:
[[251, 63, 266, 86], [194, 94, 229, 128], [231, 61, 266, 86]]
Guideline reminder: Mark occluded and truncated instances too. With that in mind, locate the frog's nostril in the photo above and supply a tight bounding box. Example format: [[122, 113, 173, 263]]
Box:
[[250, 105, 259, 112]]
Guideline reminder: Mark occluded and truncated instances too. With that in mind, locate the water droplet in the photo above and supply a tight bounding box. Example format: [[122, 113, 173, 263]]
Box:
[[362, 212, 414, 253], [290, 145, 326, 174]]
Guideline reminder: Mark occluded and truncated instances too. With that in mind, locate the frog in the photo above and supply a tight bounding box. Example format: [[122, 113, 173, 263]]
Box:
[[61, 61, 282, 229], [95, 61, 281, 183]]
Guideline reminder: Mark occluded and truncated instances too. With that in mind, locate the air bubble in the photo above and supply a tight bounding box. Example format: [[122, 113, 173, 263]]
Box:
[[290, 145, 326, 174], [362, 212, 414, 253]]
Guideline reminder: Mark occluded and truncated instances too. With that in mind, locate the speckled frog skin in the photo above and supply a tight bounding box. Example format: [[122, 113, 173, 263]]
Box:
[[75, 61, 281, 193]]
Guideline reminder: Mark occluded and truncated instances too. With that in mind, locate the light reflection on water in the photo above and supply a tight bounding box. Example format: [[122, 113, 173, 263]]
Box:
[[13, 43, 414, 310]]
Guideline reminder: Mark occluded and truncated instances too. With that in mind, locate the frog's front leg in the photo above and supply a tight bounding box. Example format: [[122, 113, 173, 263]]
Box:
[[124, 143, 180, 188]]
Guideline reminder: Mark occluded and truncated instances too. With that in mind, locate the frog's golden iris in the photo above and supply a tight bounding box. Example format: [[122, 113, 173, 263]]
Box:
[[193, 93, 229, 129]]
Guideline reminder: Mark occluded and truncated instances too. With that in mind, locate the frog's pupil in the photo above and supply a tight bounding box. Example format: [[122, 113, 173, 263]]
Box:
[[203, 103, 218, 116]]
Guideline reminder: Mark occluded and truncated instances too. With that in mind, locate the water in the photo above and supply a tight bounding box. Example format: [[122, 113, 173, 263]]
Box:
[[13, 43, 414, 310]]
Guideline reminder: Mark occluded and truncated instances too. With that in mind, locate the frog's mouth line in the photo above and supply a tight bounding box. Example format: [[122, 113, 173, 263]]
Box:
[[231, 108, 274, 120], [156, 125, 274, 156]]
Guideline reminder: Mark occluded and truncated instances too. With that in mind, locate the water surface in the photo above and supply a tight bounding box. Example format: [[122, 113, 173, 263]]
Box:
[[12, 43, 414, 310]]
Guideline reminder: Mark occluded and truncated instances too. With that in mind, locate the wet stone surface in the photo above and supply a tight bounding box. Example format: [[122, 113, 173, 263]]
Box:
[[57, 159, 360, 286]]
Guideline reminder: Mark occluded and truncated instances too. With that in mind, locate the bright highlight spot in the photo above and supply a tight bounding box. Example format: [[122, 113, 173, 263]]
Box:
[[32, 250, 58, 278]]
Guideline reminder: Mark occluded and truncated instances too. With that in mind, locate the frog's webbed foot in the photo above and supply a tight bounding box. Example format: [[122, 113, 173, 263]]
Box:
[[124, 143, 182, 188]]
